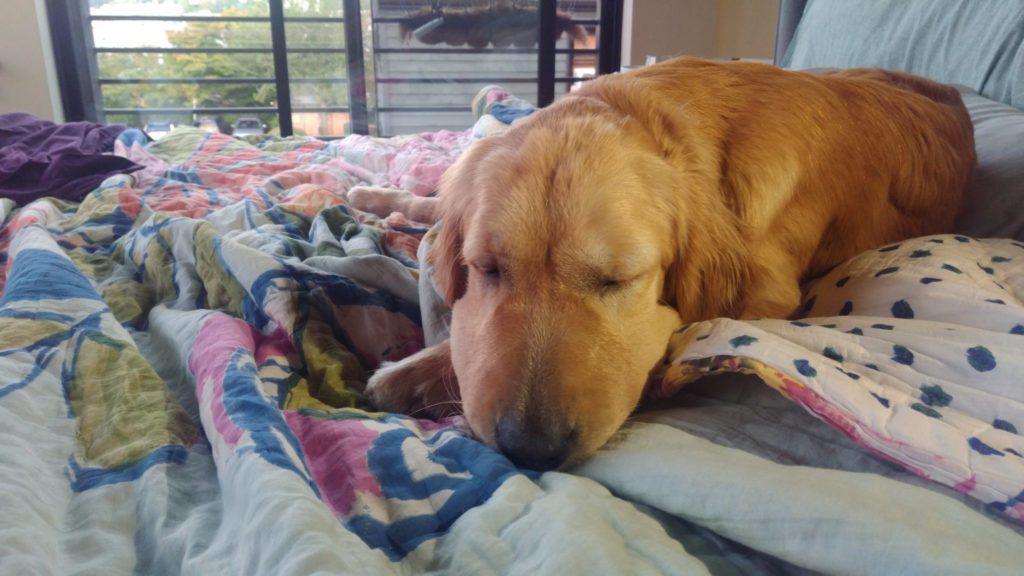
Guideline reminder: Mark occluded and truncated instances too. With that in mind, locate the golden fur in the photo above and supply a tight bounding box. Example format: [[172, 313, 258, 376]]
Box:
[[349, 57, 975, 470]]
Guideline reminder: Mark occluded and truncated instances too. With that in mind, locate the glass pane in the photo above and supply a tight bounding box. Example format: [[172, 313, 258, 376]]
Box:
[[286, 50, 348, 108], [376, 79, 538, 108], [285, 19, 347, 137], [106, 112, 194, 131], [285, 21, 345, 49], [288, 80, 349, 136], [223, 112, 280, 137], [89, 0, 278, 134], [106, 112, 280, 138], [290, 111, 351, 137], [100, 81, 277, 111], [92, 20, 272, 51], [88, 0, 610, 138], [89, 0, 270, 17], [284, 0, 344, 18], [96, 52, 276, 80], [289, 79, 348, 106], [369, 0, 542, 137], [372, 0, 594, 49], [378, 111, 473, 137], [367, 0, 602, 136]]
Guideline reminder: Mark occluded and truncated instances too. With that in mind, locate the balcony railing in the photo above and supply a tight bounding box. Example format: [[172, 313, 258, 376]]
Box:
[[49, 0, 622, 138]]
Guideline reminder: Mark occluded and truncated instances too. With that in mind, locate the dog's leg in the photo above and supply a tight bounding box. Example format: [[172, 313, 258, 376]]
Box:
[[739, 253, 804, 320], [365, 339, 461, 418], [347, 185, 441, 224]]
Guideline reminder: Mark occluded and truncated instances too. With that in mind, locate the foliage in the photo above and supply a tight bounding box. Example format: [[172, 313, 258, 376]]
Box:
[[96, 0, 348, 133]]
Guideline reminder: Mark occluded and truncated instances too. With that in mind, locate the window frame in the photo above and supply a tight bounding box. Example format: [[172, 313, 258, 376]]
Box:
[[48, 0, 623, 136]]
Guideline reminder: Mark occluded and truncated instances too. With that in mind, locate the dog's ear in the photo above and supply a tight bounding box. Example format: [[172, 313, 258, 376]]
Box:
[[427, 157, 478, 305], [428, 201, 468, 305], [662, 202, 749, 322], [428, 137, 504, 304]]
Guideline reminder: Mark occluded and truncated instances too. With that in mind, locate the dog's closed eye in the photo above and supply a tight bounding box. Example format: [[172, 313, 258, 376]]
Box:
[[593, 263, 658, 295], [471, 262, 502, 284], [597, 273, 649, 295]]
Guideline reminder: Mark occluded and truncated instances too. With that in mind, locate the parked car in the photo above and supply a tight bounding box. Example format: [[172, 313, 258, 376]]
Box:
[[232, 116, 268, 137], [143, 120, 175, 140], [194, 116, 222, 134]]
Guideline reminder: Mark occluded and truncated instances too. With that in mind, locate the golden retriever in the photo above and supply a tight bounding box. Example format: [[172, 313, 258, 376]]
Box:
[[347, 57, 975, 470]]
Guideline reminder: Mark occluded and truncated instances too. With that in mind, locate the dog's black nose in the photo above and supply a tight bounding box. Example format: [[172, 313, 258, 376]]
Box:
[[495, 415, 577, 471]]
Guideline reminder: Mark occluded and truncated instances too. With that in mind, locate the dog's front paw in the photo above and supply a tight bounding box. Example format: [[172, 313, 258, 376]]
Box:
[[346, 186, 412, 218], [347, 185, 440, 223], [365, 345, 461, 419]]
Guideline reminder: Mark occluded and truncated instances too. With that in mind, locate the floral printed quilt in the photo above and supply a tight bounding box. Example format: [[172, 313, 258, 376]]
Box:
[[1, 88, 1021, 574]]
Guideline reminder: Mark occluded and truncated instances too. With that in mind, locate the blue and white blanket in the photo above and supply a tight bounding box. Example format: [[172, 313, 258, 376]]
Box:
[[0, 88, 1021, 574]]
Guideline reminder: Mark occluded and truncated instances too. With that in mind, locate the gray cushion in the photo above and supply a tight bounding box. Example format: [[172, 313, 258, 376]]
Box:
[[782, 0, 1024, 109], [955, 90, 1024, 241]]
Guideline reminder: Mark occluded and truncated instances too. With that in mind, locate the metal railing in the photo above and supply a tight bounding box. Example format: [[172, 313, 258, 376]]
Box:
[[366, 2, 606, 134], [51, 0, 622, 137]]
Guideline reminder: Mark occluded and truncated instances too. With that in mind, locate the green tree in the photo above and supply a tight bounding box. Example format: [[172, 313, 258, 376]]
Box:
[[97, 0, 348, 134]]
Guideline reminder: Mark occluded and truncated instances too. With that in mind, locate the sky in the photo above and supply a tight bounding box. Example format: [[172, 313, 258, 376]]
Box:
[[91, 3, 191, 48]]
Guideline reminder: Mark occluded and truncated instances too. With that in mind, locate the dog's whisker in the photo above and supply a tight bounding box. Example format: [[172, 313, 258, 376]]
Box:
[[409, 399, 464, 418], [440, 363, 460, 404]]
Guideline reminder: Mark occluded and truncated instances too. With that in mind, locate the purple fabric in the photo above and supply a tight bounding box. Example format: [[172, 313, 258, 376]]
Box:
[[0, 113, 142, 204]]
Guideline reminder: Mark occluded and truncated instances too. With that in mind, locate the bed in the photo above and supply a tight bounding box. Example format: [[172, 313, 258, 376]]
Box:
[[2, 1, 1023, 574]]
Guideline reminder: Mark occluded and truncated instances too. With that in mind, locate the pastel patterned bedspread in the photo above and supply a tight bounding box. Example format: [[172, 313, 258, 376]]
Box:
[[659, 235, 1024, 518], [1, 90, 1022, 574]]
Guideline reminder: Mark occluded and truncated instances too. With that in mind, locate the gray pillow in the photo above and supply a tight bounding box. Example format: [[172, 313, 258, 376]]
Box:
[[955, 91, 1024, 241], [783, 0, 1024, 109]]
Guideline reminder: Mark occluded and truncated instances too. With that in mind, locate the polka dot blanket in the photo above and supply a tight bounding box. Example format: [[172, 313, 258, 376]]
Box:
[[657, 234, 1024, 521]]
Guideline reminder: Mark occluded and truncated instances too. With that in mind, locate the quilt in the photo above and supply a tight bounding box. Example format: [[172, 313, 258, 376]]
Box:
[[660, 235, 1024, 519], [1, 88, 1022, 575], [0, 113, 141, 204]]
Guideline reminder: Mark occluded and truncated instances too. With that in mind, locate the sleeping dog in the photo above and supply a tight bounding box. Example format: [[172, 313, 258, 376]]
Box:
[[348, 57, 975, 470]]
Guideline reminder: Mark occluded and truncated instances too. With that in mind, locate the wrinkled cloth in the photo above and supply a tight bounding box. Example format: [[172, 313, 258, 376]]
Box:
[[659, 234, 1024, 523], [1, 89, 1021, 575], [0, 113, 141, 204]]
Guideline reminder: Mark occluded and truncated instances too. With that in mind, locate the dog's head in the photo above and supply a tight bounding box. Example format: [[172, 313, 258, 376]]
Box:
[[431, 98, 746, 470]]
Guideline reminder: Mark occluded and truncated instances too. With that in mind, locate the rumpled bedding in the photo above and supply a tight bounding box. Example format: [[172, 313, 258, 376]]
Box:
[[659, 235, 1024, 520], [1, 87, 1022, 575], [0, 113, 141, 204]]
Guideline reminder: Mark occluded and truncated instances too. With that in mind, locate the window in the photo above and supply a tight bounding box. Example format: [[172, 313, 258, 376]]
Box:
[[368, 0, 611, 135], [48, 0, 623, 137]]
